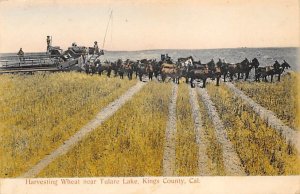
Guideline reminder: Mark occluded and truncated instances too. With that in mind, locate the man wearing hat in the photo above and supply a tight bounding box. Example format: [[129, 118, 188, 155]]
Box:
[[94, 41, 99, 55], [17, 48, 24, 63]]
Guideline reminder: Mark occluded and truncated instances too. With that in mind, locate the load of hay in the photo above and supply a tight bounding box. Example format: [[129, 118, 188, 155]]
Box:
[[162, 63, 175, 69]]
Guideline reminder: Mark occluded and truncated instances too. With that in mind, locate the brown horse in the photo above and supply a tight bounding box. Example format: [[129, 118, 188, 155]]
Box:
[[97, 60, 112, 77], [255, 60, 290, 82], [206, 59, 221, 86], [161, 63, 180, 84], [137, 64, 146, 81], [122, 59, 134, 80], [221, 58, 259, 82], [189, 66, 210, 88], [152, 59, 161, 78], [85, 61, 97, 75], [216, 59, 229, 83], [137, 59, 154, 81], [188, 59, 222, 88], [227, 58, 250, 81], [113, 59, 123, 77], [147, 63, 154, 81]]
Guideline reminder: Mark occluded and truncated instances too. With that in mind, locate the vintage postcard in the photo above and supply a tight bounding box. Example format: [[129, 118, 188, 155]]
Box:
[[0, 0, 299, 193]]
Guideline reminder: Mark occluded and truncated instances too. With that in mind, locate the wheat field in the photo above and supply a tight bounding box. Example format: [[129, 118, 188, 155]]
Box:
[[206, 82, 300, 175], [235, 72, 299, 130], [38, 81, 172, 177], [175, 84, 199, 176], [0, 72, 299, 177], [0, 72, 136, 177]]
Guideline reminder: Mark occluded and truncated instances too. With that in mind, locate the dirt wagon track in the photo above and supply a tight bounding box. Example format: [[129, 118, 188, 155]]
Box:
[[189, 87, 210, 175], [197, 88, 246, 175], [225, 82, 300, 154], [19, 82, 146, 178], [163, 84, 178, 176]]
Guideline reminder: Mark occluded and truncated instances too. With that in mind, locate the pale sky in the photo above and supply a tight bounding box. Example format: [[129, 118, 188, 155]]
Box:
[[0, 0, 299, 52]]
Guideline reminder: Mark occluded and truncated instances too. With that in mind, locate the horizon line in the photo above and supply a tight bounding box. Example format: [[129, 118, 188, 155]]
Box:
[[0, 46, 298, 54], [107, 46, 299, 52]]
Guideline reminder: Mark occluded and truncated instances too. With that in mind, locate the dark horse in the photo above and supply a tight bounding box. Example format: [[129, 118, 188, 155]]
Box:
[[96, 60, 112, 77], [177, 56, 194, 83], [123, 60, 134, 80], [255, 60, 290, 82], [206, 59, 221, 86], [248, 58, 261, 81], [153, 60, 161, 78], [216, 59, 229, 83], [132, 60, 139, 78], [244, 58, 259, 81], [85, 61, 97, 75], [137, 63, 148, 81], [112, 59, 122, 77], [136, 59, 155, 81], [189, 66, 210, 88], [189, 59, 217, 88], [147, 62, 154, 81], [227, 58, 251, 81], [118, 65, 125, 79]]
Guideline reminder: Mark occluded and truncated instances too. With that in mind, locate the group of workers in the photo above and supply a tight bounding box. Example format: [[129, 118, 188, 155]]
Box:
[[16, 40, 102, 63]]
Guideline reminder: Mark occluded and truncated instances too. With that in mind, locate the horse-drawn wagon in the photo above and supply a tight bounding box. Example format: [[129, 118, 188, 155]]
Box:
[[160, 63, 180, 83]]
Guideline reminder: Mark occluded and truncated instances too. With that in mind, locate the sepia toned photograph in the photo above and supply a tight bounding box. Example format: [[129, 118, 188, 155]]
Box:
[[0, 0, 299, 193]]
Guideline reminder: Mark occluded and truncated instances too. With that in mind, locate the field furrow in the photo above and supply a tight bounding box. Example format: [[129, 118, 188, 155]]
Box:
[[0, 72, 137, 177], [175, 84, 199, 176], [1, 70, 298, 178], [188, 87, 209, 175], [225, 82, 300, 154], [196, 92, 226, 175], [163, 84, 178, 176], [235, 72, 299, 130], [20, 82, 146, 178], [37, 82, 172, 177], [197, 88, 246, 175], [206, 83, 300, 175]]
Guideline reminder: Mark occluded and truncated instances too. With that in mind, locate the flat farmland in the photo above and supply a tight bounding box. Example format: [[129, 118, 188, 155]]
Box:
[[0, 72, 299, 177], [0, 72, 137, 177]]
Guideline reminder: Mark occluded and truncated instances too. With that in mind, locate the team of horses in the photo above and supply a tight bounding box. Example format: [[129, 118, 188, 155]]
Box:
[[84, 56, 291, 88]]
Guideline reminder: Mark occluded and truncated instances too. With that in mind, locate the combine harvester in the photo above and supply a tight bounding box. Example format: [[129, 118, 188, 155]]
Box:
[[0, 36, 104, 74], [0, 10, 113, 74]]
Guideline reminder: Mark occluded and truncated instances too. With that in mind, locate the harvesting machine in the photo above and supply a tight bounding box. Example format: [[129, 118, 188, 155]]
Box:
[[0, 36, 104, 74]]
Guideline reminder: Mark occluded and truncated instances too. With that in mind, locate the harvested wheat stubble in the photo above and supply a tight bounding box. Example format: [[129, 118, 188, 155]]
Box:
[[188, 87, 210, 175], [175, 84, 199, 176], [235, 73, 299, 130], [163, 84, 178, 176], [1, 73, 138, 178], [225, 82, 300, 154], [196, 92, 226, 175], [19, 82, 146, 178], [197, 88, 245, 176]]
